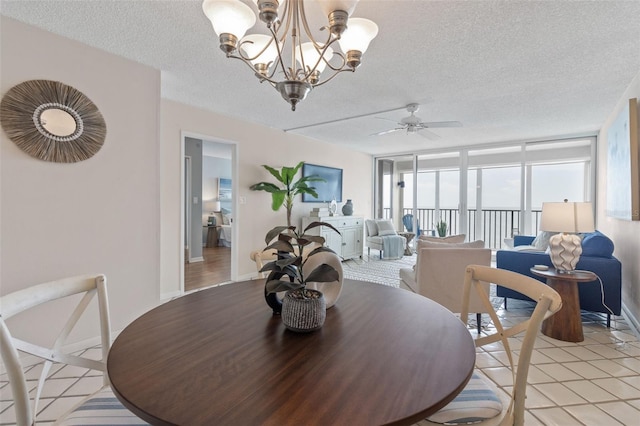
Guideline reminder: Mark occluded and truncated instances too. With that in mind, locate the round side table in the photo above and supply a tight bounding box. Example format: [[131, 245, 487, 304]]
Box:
[[398, 231, 415, 255], [530, 267, 597, 342]]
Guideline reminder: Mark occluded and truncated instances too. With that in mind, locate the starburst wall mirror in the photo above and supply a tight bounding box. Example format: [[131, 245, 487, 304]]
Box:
[[0, 79, 106, 163]]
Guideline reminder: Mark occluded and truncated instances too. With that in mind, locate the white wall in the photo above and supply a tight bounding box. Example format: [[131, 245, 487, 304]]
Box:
[[160, 99, 373, 297], [597, 70, 640, 330], [0, 18, 161, 344]]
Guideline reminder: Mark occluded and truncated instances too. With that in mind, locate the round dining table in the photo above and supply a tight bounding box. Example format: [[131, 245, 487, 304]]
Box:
[[108, 279, 476, 426]]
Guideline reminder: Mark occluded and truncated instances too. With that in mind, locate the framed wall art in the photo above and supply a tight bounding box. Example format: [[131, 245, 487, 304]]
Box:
[[606, 98, 639, 221]]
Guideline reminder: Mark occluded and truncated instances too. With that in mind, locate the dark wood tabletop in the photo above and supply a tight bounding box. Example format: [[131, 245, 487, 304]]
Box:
[[108, 279, 476, 426]]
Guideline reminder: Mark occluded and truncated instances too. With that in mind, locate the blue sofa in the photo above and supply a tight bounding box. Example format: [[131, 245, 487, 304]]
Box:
[[496, 231, 621, 326]]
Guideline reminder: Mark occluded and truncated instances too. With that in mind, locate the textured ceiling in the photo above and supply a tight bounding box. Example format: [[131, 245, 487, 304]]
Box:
[[2, 0, 639, 155]]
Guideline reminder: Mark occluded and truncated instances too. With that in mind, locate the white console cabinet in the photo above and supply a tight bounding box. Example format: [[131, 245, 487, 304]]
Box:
[[301, 215, 364, 260]]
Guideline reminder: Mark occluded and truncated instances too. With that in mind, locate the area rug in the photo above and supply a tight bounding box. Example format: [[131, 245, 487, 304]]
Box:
[[342, 254, 416, 288]]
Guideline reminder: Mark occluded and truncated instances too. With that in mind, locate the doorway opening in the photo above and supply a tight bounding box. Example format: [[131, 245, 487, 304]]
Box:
[[181, 133, 236, 292]]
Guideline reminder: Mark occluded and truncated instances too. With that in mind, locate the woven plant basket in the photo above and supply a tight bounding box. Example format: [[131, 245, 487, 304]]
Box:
[[281, 289, 326, 332]]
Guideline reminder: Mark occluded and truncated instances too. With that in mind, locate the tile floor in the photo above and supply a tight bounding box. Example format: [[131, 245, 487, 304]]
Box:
[[1, 292, 640, 425]]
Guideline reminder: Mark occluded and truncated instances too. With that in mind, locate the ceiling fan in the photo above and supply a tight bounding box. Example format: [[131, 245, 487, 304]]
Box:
[[371, 103, 462, 140]]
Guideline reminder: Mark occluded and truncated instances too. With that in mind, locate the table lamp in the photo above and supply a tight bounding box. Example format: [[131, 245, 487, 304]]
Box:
[[540, 200, 595, 273]]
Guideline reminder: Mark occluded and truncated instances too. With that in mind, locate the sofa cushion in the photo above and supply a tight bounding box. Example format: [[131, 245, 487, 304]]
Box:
[[365, 219, 378, 237], [375, 219, 396, 236], [419, 234, 466, 243], [581, 230, 615, 258], [399, 267, 416, 292]]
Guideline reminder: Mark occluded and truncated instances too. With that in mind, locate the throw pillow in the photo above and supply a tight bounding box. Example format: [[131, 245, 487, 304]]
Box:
[[532, 231, 557, 251], [365, 219, 378, 237], [375, 219, 396, 236], [512, 245, 544, 252], [419, 234, 466, 244], [581, 230, 615, 258]]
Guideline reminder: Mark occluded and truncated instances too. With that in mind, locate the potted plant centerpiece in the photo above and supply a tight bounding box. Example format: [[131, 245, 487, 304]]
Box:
[[260, 222, 341, 332]]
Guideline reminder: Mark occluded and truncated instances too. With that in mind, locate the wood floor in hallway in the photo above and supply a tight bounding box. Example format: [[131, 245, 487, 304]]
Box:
[[185, 246, 230, 291]]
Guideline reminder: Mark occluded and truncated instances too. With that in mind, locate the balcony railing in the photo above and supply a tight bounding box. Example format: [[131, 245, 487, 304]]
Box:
[[383, 208, 542, 250]]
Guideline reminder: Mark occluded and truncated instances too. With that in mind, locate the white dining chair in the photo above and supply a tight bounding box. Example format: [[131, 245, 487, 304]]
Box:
[[0, 274, 148, 425], [425, 265, 562, 426]]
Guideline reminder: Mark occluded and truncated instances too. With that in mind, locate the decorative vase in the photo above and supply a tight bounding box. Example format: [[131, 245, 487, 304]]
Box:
[[281, 289, 326, 332], [342, 199, 353, 216], [329, 198, 338, 216]]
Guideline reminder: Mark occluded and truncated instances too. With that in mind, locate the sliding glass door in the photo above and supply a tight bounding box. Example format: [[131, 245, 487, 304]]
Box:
[[373, 137, 595, 250]]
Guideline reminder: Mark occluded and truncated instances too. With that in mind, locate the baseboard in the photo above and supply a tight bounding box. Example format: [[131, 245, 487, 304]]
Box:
[[161, 289, 182, 300], [237, 272, 261, 281], [622, 302, 640, 340], [188, 256, 204, 263]]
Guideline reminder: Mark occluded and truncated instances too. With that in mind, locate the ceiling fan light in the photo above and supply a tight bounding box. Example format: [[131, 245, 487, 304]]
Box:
[[339, 17, 378, 54], [202, 0, 256, 39]]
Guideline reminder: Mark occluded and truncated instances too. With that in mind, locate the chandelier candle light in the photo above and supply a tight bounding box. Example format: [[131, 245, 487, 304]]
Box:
[[540, 200, 595, 273], [202, 0, 378, 111]]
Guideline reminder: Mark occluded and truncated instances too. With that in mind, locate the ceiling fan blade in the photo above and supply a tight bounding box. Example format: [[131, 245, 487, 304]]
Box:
[[375, 116, 401, 124], [417, 129, 441, 140], [421, 121, 463, 128], [370, 128, 404, 137]]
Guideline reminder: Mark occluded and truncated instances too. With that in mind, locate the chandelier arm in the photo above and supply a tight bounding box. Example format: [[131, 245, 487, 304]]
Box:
[[236, 39, 273, 64], [315, 39, 348, 73], [309, 33, 342, 79], [311, 67, 354, 88], [296, 2, 343, 79], [225, 53, 277, 87], [269, 22, 293, 81]]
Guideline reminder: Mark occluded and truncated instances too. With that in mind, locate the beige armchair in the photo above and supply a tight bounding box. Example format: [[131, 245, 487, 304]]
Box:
[[399, 239, 491, 332]]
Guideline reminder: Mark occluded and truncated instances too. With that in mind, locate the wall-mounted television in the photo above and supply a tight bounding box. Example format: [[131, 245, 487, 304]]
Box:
[[302, 163, 343, 203]]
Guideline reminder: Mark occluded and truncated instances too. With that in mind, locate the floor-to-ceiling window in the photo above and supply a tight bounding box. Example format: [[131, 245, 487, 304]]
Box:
[[374, 137, 595, 249]]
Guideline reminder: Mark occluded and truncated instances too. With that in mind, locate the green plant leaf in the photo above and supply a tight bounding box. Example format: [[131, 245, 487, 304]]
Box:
[[263, 165, 283, 183], [249, 182, 281, 193], [271, 191, 286, 211], [305, 263, 339, 283], [281, 165, 296, 185]]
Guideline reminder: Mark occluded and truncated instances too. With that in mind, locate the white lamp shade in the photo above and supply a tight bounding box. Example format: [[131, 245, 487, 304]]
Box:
[[540, 201, 595, 233], [338, 17, 378, 54], [240, 34, 278, 65], [296, 42, 334, 73], [319, 0, 359, 17], [202, 0, 256, 38]]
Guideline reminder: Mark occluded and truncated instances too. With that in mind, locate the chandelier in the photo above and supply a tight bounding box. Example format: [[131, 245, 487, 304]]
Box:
[[202, 0, 378, 111]]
